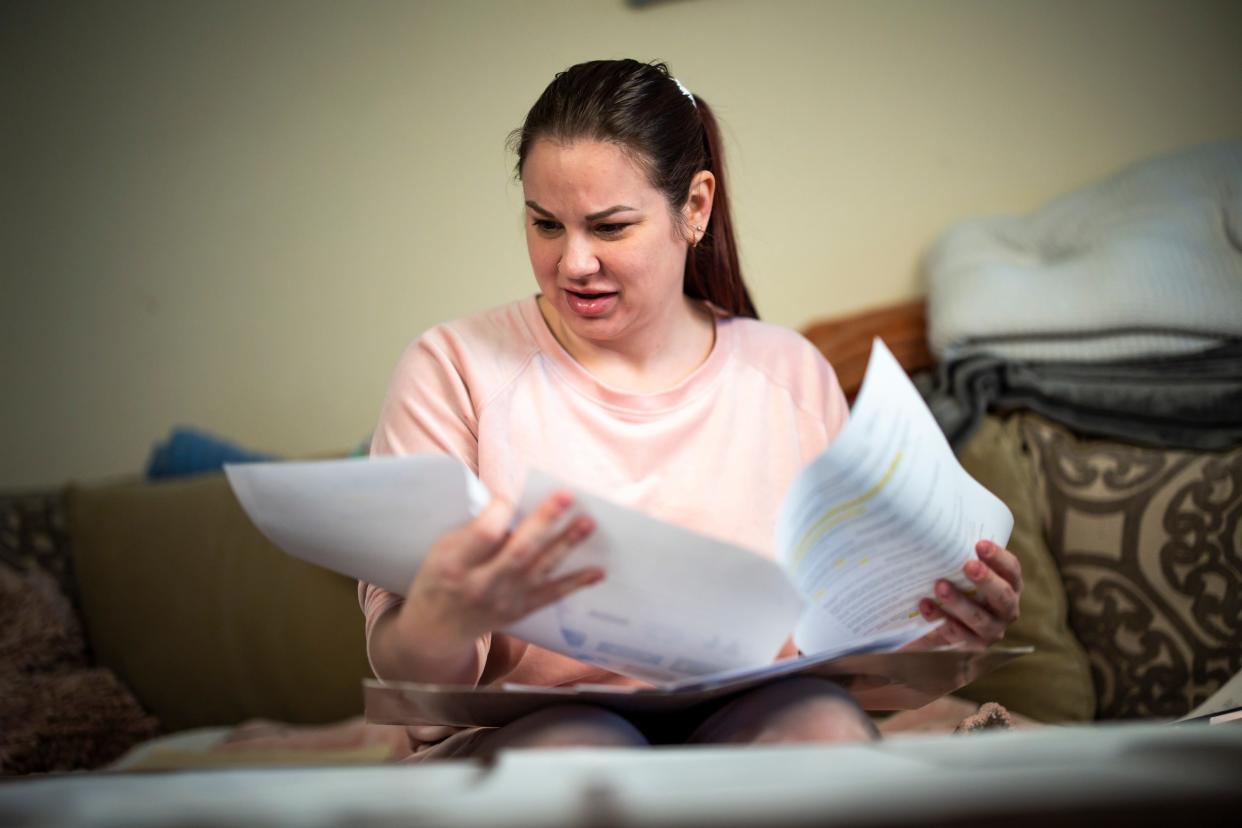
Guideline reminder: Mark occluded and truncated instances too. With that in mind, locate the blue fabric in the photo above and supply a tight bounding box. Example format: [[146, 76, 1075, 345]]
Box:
[[145, 427, 278, 480]]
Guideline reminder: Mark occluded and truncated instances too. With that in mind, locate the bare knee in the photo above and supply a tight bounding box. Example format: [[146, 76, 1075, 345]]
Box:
[[481, 705, 649, 752], [691, 677, 879, 746]]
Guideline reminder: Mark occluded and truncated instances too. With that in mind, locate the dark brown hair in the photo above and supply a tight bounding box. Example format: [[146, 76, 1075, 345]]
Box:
[[509, 59, 757, 319]]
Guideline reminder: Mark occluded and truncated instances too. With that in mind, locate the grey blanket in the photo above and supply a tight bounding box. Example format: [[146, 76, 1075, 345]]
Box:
[[916, 341, 1242, 451]]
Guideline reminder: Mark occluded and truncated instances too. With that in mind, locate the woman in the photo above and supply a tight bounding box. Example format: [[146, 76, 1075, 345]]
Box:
[[360, 60, 1023, 760]]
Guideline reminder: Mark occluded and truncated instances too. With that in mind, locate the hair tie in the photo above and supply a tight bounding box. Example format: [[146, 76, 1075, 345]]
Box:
[[672, 77, 696, 108]]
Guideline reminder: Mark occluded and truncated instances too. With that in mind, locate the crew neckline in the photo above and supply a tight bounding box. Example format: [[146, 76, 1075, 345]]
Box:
[[518, 295, 734, 413]]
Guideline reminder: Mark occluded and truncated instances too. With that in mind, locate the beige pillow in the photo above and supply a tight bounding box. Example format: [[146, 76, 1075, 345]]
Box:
[[1022, 414, 1242, 719], [952, 415, 1096, 722], [68, 473, 373, 732]]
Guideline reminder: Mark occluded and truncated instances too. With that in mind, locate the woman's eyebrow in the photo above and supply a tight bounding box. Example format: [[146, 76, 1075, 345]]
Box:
[[586, 205, 636, 221], [524, 200, 554, 217], [524, 201, 636, 221]]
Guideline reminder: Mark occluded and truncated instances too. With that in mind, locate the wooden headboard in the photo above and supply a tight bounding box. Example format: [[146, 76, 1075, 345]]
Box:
[[799, 299, 933, 402]]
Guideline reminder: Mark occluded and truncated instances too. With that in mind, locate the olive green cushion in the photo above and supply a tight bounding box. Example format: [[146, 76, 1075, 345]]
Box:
[[953, 415, 1096, 722], [67, 473, 372, 732]]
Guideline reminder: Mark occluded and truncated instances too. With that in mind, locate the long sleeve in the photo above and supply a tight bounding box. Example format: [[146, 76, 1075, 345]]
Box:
[[358, 332, 491, 685]]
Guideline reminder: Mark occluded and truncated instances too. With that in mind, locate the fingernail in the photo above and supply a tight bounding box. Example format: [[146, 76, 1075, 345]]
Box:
[[553, 491, 573, 510], [936, 581, 953, 598], [977, 541, 992, 557], [965, 560, 984, 579], [920, 600, 935, 618]]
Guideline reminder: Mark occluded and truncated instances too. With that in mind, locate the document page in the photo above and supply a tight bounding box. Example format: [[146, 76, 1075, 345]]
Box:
[[227, 458, 805, 684], [1178, 669, 1242, 722], [226, 454, 490, 596], [505, 469, 805, 684], [775, 339, 1013, 654]]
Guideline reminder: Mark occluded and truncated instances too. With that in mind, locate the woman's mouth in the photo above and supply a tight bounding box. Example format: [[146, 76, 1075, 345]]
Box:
[[564, 288, 618, 318]]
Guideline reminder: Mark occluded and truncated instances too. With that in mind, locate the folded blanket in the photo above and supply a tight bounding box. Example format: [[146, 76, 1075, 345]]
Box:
[[926, 142, 1242, 362], [917, 341, 1242, 450]]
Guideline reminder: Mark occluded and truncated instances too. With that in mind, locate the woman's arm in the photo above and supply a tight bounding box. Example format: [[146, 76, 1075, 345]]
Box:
[[366, 601, 486, 686], [361, 332, 489, 684]]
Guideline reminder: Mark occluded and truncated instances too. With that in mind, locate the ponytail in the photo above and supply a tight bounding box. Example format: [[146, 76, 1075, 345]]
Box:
[[684, 97, 757, 319]]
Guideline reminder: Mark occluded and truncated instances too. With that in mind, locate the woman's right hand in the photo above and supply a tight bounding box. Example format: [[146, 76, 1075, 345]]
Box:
[[396, 491, 602, 650]]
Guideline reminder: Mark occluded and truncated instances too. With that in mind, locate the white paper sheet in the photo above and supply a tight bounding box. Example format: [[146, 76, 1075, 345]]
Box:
[[506, 469, 806, 683], [775, 338, 1014, 654], [226, 454, 490, 597], [226, 458, 805, 683]]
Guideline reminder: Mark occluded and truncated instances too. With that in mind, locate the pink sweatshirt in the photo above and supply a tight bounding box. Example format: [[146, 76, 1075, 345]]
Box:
[[360, 296, 848, 734]]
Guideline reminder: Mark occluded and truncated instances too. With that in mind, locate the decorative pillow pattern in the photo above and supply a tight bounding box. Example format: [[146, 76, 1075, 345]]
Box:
[[1022, 414, 1242, 719], [2, 489, 163, 773], [0, 490, 79, 605]]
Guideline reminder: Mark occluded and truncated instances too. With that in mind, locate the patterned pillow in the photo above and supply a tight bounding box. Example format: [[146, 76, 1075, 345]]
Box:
[[1022, 414, 1242, 719], [1, 492, 160, 773], [0, 489, 78, 604]]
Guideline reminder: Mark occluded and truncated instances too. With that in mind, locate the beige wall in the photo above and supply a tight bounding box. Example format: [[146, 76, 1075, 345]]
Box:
[[4, 0, 1241, 489]]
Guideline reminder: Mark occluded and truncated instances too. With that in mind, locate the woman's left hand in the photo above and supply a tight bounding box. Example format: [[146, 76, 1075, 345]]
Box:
[[908, 540, 1023, 649]]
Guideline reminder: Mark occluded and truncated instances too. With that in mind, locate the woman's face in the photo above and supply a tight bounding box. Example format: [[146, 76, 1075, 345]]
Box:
[[521, 138, 694, 350]]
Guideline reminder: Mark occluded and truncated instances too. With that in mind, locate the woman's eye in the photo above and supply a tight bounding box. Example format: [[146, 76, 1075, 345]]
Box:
[[596, 223, 628, 236], [532, 219, 561, 233]]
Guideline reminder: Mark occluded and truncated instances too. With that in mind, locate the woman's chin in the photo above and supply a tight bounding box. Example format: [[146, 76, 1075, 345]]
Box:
[[562, 314, 622, 343]]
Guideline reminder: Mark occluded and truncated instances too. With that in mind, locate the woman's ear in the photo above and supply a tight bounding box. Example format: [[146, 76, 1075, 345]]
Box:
[[684, 170, 716, 244]]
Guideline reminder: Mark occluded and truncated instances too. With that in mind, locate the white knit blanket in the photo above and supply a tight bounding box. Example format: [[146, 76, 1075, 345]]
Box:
[[926, 142, 1242, 362]]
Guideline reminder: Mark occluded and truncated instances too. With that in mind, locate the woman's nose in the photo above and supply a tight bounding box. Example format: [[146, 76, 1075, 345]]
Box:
[[558, 233, 599, 279]]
